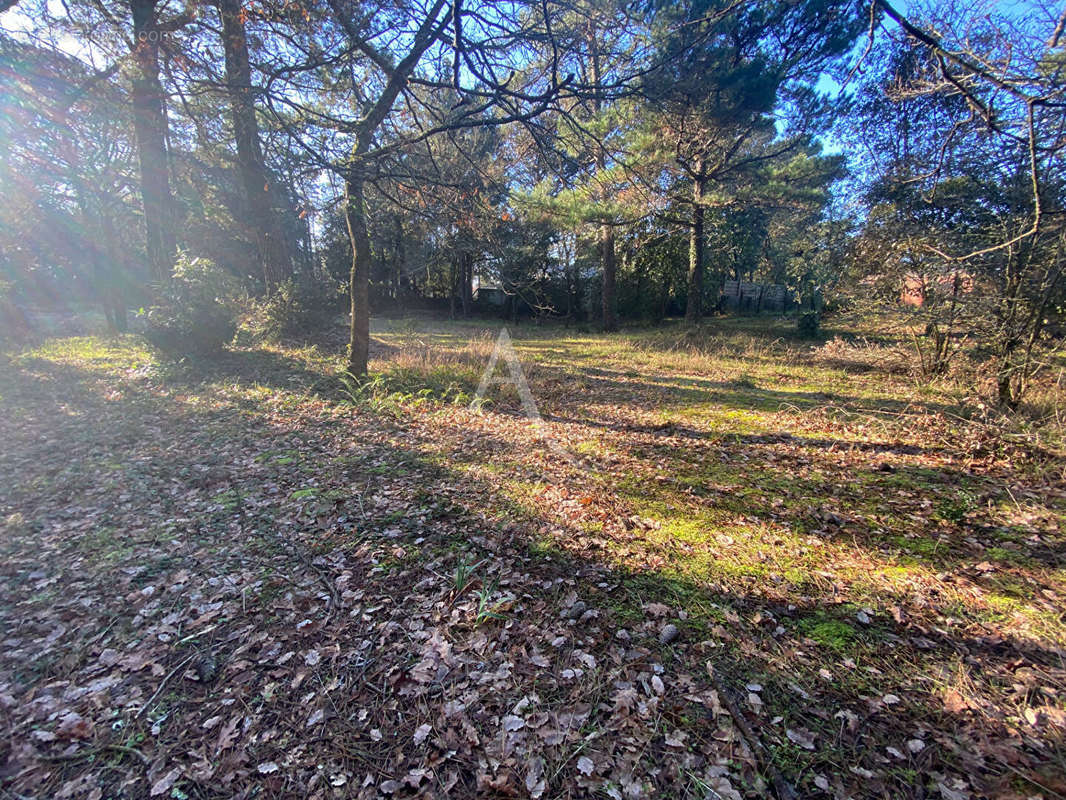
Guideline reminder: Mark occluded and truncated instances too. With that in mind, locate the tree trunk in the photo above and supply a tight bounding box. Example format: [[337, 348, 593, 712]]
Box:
[[99, 203, 128, 332], [994, 244, 1024, 408], [460, 252, 472, 316], [601, 225, 617, 331], [218, 0, 291, 291], [129, 0, 176, 281], [587, 25, 617, 333], [568, 233, 582, 323], [685, 170, 705, 325], [569, 269, 580, 322], [344, 171, 371, 375], [393, 215, 404, 305], [449, 255, 457, 318], [83, 207, 113, 327]]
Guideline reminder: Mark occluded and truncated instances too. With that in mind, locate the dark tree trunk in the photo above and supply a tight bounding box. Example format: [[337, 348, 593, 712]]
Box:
[[571, 270, 582, 321], [344, 171, 371, 375], [99, 204, 128, 332], [460, 252, 472, 316], [587, 26, 618, 333], [218, 0, 291, 290], [629, 247, 644, 318], [658, 272, 670, 323], [302, 209, 314, 273], [449, 256, 457, 318], [85, 212, 115, 329], [129, 0, 176, 281], [393, 216, 404, 304], [685, 169, 705, 325], [568, 238, 582, 323], [601, 226, 617, 331]]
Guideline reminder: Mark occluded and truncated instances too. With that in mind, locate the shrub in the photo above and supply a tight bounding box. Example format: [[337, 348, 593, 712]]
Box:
[[796, 310, 820, 337], [0, 280, 31, 346], [143, 253, 240, 357], [243, 276, 345, 342]]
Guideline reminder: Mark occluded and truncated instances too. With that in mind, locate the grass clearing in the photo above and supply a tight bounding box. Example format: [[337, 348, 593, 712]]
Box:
[[1, 314, 1064, 799]]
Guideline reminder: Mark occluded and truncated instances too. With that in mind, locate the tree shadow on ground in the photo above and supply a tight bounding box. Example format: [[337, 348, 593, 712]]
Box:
[[414, 414, 1066, 799], [538, 363, 964, 419], [543, 411, 957, 458], [160, 347, 339, 393], [600, 423, 1063, 572], [2, 340, 1063, 800], [464, 407, 1066, 580]]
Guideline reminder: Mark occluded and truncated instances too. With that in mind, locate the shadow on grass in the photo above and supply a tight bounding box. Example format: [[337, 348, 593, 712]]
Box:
[[3, 338, 1063, 800], [155, 347, 339, 393], [420, 429, 1066, 799], [543, 364, 964, 418], [360, 327, 962, 420]]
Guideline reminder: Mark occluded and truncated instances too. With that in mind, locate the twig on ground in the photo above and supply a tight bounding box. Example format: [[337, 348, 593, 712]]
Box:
[[42, 743, 149, 765], [134, 653, 196, 720], [236, 482, 341, 622], [1000, 762, 1066, 800], [707, 666, 798, 800]]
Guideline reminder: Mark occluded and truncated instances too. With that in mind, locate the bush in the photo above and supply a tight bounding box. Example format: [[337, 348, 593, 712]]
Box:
[[0, 280, 31, 346], [143, 253, 240, 357], [797, 311, 820, 337], [243, 276, 345, 342]]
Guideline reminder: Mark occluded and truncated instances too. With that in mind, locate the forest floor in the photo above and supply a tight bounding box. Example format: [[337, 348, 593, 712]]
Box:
[[1, 314, 1065, 800]]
